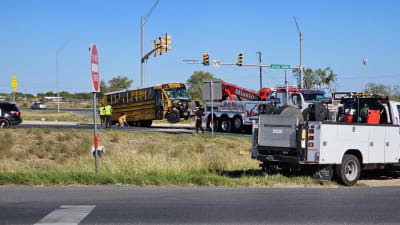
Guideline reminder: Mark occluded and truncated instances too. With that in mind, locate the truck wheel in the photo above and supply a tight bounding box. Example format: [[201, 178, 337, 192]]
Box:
[[166, 110, 180, 123], [219, 117, 232, 133], [232, 116, 243, 133], [207, 117, 218, 132], [0, 119, 9, 128], [335, 154, 361, 186]]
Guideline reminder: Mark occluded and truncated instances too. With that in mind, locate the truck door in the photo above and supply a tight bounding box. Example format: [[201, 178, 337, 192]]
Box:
[[368, 126, 385, 163]]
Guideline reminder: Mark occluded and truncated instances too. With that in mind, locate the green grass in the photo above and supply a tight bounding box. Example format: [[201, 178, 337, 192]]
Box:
[[0, 129, 323, 187], [21, 110, 96, 122]]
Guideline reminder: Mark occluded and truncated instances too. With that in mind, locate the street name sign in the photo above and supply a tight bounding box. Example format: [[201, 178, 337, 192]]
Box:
[[270, 64, 291, 69], [212, 60, 221, 68], [90, 43, 100, 92]]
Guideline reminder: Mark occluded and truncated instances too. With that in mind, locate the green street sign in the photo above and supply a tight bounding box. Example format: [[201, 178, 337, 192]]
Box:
[[270, 64, 291, 69]]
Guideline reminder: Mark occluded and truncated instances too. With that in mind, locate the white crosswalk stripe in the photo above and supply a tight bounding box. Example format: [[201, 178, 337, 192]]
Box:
[[34, 205, 95, 225]]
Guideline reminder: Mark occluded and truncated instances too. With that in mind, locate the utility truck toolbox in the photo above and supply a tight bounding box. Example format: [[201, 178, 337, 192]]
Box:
[[258, 114, 297, 148]]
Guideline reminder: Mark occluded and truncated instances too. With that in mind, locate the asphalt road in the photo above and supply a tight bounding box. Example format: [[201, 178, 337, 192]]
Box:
[[15, 123, 252, 138], [1, 186, 400, 225], [23, 107, 92, 117]]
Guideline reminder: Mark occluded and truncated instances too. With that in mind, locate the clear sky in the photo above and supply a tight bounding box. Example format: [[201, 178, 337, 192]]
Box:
[[0, 0, 399, 94]]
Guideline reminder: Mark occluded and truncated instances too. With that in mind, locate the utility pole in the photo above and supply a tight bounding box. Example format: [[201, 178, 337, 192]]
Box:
[[141, 0, 160, 88], [256, 51, 262, 90], [294, 17, 303, 88], [362, 58, 368, 94]]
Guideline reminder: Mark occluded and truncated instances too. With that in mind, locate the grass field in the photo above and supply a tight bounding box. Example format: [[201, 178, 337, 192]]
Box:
[[0, 129, 325, 186], [21, 110, 95, 122]]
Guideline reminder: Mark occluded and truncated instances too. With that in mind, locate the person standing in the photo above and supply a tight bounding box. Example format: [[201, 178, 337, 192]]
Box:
[[195, 105, 204, 133], [99, 104, 105, 128], [105, 104, 112, 129]]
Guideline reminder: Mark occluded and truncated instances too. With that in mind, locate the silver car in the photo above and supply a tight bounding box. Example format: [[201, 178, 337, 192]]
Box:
[[31, 102, 47, 110]]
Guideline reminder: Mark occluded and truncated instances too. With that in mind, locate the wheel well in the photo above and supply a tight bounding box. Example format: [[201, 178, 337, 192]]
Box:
[[220, 114, 229, 120], [344, 149, 363, 164], [233, 115, 242, 121]]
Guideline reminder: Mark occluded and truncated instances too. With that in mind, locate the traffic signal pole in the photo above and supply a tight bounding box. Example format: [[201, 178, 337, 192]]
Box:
[[141, 16, 145, 88]]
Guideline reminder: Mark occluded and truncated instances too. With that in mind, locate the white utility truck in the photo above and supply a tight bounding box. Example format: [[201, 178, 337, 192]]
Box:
[[252, 93, 400, 186]]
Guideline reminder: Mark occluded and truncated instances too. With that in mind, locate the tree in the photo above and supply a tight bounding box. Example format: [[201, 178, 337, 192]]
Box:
[[293, 67, 338, 92], [365, 83, 400, 101], [186, 71, 216, 101], [107, 76, 133, 92]]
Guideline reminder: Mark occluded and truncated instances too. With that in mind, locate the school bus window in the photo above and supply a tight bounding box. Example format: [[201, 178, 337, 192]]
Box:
[[127, 92, 131, 103], [106, 95, 111, 105]]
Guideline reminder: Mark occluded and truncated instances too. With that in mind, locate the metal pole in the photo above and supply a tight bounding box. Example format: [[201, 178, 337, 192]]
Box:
[[56, 51, 60, 112], [13, 92, 15, 103], [300, 32, 303, 88], [256, 51, 262, 90], [93, 92, 99, 173], [285, 70, 289, 105], [362, 62, 365, 94], [211, 80, 214, 136], [141, 16, 145, 88]]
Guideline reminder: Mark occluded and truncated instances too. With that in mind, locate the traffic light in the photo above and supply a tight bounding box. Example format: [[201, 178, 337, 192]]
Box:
[[163, 33, 171, 52], [203, 52, 209, 66], [238, 52, 243, 66], [153, 40, 158, 57], [158, 37, 165, 55]]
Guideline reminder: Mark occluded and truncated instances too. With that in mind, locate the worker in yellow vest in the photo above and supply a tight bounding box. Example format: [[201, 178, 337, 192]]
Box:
[[99, 104, 105, 128], [105, 104, 112, 129]]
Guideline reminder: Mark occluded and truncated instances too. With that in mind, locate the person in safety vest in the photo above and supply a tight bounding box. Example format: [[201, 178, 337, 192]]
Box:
[[105, 104, 112, 129], [119, 113, 129, 127], [99, 104, 105, 128]]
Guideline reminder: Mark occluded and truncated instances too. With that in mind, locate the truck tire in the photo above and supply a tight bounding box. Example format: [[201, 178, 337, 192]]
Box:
[[207, 117, 218, 132], [219, 117, 232, 133], [275, 105, 304, 124], [335, 154, 361, 186], [0, 119, 9, 128], [232, 116, 243, 133], [166, 110, 180, 123]]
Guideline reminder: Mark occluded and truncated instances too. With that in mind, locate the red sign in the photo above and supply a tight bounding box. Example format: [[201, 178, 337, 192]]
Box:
[[90, 43, 99, 92]]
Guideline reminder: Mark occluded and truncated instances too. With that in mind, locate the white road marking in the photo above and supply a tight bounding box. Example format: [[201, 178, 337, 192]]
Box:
[[34, 205, 95, 225]]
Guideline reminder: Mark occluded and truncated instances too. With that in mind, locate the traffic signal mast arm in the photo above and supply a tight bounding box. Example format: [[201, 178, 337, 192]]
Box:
[[141, 45, 164, 63]]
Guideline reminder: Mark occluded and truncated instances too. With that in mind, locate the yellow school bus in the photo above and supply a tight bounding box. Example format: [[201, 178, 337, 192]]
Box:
[[103, 83, 195, 126]]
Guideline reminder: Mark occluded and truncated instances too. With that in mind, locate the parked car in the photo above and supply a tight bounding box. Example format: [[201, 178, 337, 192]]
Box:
[[31, 102, 47, 110], [0, 103, 22, 128]]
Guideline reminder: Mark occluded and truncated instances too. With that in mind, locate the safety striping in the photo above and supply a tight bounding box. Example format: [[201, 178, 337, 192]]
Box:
[[34, 205, 95, 225]]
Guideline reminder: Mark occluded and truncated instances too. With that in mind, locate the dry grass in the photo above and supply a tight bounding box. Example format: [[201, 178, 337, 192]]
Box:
[[21, 110, 95, 122], [0, 129, 317, 186]]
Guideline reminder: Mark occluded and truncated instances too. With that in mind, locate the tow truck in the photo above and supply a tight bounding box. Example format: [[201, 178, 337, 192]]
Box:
[[203, 80, 273, 133], [203, 81, 331, 133], [252, 92, 400, 186]]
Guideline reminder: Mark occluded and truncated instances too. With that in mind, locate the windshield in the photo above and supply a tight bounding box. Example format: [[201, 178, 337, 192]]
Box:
[[165, 88, 190, 100], [303, 93, 325, 103]]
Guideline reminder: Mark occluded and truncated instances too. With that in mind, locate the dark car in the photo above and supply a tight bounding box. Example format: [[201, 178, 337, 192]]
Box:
[[0, 103, 22, 128]]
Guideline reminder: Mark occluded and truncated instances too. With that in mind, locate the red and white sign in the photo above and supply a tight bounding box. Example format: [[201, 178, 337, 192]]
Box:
[[90, 43, 100, 92]]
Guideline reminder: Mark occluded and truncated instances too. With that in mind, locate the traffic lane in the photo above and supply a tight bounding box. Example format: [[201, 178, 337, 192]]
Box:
[[22, 107, 92, 117], [14, 124, 252, 138], [0, 186, 400, 225]]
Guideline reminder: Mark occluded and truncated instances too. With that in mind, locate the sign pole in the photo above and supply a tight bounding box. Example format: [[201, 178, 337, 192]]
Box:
[[90, 43, 100, 174], [211, 80, 214, 136], [93, 92, 98, 173]]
